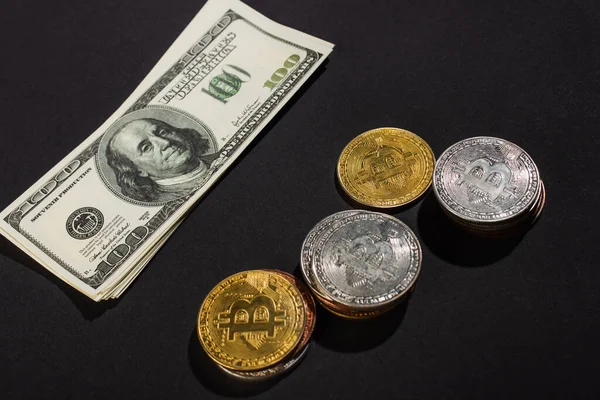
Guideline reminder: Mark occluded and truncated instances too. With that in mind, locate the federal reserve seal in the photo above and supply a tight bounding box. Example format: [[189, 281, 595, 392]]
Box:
[[66, 207, 104, 240]]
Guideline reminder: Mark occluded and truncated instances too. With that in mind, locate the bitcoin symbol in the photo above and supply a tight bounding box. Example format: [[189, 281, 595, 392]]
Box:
[[456, 158, 512, 201], [334, 235, 397, 286], [356, 145, 416, 189], [218, 295, 286, 341]]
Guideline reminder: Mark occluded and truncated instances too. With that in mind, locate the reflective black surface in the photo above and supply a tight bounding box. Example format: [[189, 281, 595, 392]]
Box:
[[1, 0, 599, 398]]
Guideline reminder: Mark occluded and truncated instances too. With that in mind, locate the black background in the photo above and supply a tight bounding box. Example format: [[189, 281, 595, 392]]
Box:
[[1, 0, 599, 398]]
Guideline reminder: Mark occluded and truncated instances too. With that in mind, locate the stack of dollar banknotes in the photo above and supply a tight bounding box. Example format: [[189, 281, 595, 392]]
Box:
[[0, 0, 545, 383], [196, 127, 544, 380], [0, 0, 334, 301]]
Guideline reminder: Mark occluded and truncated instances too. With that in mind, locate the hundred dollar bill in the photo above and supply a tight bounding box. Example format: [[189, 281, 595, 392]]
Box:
[[0, 0, 333, 301]]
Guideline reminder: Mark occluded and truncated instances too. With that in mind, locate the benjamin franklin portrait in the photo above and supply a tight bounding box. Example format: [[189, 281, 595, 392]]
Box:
[[100, 110, 218, 203]]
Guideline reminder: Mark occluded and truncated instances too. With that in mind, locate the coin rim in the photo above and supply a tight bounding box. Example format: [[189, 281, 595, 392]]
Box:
[[197, 270, 305, 371], [263, 269, 316, 352], [217, 343, 311, 381], [337, 127, 435, 208], [311, 211, 422, 309], [433, 136, 541, 223], [300, 210, 360, 302]]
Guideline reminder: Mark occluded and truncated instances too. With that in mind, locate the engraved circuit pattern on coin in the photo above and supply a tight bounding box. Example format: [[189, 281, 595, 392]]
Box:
[[337, 128, 435, 208], [197, 270, 305, 371], [262, 269, 316, 352], [300, 210, 360, 301], [433, 137, 540, 223], [312, 211, 421, 309]]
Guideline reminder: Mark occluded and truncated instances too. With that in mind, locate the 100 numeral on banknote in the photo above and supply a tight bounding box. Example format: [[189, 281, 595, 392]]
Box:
[[0, 0, 333, 300]]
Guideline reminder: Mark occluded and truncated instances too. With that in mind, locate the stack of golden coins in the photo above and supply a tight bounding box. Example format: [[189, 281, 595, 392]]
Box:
[[197, 270, 315, 381], [337, 127, 436, 208]]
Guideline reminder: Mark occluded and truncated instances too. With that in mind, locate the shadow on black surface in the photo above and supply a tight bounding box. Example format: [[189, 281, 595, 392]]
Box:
[[0, 236, 119, 320], [333, 167, 427, 215], [187, 328, 280, 397], [291, 264, 409, 352], [313, 295, 410, 353], [417, 192, 524, 267]]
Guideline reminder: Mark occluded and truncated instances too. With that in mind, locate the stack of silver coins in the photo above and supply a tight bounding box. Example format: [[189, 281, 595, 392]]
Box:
[[300, 210, 422, 319], [217, 343, 312, 381], [433, 137, 545, 236]]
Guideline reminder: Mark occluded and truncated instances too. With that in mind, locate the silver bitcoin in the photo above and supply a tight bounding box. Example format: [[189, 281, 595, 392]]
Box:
[[310, 211, 421, 310], [433, 136, 544, 235], [300, 210, 360, 302]]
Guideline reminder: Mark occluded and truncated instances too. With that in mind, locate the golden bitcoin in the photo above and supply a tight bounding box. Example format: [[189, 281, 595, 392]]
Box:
[[197, 270, 305, 371], [264, 270, 316, 352], [337, 127, 435, 208]]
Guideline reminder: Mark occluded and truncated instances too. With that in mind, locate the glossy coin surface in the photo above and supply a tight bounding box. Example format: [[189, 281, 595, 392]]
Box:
[[263, 270, 316, 351], [316, 294, 387, 319], [217, 343, 311, 381], [529, 180, 546, 224], [445, 177, 542, 232], [316, 283, 416, 319], [321, 305, 384, 320], [337, 127, 435, 208], [433, 137, 540, 223], [300, 210, 360, 302], [464, 180, 546, 237], [312, 211, 421, 309], [198, 270, 305, 371]]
